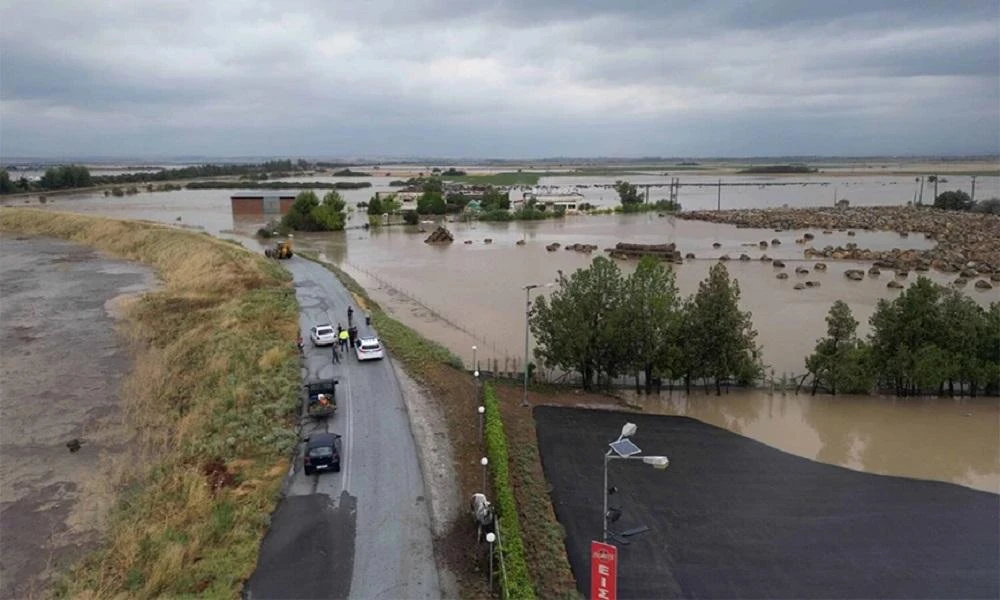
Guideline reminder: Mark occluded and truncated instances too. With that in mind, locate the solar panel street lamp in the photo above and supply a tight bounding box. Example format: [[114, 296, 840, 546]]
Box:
[[603, 422, 669, 543]]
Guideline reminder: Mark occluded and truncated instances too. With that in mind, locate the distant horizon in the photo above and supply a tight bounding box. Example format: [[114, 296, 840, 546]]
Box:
[[3, 153, 998, 167]]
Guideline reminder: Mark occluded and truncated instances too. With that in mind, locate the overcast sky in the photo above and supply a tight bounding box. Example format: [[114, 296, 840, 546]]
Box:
[[1, 0, 998, 159]]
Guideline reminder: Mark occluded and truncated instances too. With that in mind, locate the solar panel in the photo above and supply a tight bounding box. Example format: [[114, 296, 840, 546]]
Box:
[[609, 438, 642, 457]]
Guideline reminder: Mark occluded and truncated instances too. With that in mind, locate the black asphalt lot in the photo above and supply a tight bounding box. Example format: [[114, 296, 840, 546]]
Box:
[[534, 406, 1000, 599]]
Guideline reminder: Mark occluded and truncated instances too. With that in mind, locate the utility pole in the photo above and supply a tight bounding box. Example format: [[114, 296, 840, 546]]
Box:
[[717, 179, 721, 211], [918, 176, 924, 205], [971, 176, 977, 203], [933, 175, 939, 203]]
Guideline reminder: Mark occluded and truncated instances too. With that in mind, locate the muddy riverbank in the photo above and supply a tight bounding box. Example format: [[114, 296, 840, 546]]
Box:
[[0, 236, 155, 598]]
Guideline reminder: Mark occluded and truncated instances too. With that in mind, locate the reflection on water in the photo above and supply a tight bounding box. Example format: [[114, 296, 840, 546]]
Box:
[[630, 389, 1000, 493]]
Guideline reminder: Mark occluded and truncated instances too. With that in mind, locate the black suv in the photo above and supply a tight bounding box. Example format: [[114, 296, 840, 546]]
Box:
[[303, 432, 342, 475]]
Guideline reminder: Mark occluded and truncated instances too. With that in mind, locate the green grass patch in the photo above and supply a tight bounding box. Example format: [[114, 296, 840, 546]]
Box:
[[483, 383, 536, 599], [0, 209, 300, 598]]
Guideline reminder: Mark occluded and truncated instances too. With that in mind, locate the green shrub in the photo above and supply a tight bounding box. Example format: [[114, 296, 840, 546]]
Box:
[[483, 383, 536, 599]]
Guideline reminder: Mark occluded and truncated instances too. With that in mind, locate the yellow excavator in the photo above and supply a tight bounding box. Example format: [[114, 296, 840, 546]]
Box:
[[265, 235, 293, 259]]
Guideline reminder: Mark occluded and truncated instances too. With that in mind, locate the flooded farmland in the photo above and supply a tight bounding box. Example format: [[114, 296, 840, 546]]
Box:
[[7, 174, 998, 494]]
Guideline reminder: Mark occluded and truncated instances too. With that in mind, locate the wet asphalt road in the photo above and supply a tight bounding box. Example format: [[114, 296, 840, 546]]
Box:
[[246, 257, 439, 600]]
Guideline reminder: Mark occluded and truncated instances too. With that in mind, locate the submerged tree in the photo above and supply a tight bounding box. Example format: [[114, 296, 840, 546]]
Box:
[[615, 257, 683, 393], [683, 263, 762, 394], [805, 300, 872, 395], [614, 180, 644, 206], [530, 257, 624, 390], [280, 190, 346, 231]]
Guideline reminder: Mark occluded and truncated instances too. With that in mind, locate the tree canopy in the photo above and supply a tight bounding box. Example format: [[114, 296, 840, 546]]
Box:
[[280, 190, 347, 231], [613, 180, 644, 205], [806, 278, 999, 397], [933, 190, 974, 211], [805, 301, 872, 394], [530, 259, 760, 393]]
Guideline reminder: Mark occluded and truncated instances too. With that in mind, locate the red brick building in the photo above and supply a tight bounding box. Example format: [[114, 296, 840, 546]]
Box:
[[230, 193, 296, 216]]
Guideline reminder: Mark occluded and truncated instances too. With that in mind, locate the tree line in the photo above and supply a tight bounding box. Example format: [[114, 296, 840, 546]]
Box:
[[1, 159, 362, 194], [530, 258, 998, 397], [807, 279, 999, 397], [530, 257, 761, 394], [2, 165, 92, 193]]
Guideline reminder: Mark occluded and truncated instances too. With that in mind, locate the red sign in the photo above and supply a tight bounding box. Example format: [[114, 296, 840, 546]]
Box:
[[590, 541, 618, 600]]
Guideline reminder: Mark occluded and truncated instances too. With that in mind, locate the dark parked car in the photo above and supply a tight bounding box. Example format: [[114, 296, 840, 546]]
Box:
[[303, 432, 342, 476]]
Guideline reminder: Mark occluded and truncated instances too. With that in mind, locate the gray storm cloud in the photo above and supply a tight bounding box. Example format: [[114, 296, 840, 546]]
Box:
[[1, 0, 997, 158]]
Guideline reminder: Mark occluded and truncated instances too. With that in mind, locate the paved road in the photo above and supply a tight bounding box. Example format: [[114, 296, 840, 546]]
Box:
[[246, 257, 440, 600]]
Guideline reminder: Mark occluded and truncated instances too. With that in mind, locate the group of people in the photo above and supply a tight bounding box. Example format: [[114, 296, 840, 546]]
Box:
[[297, 305, 370, 364], [331, 323, 358, 363]]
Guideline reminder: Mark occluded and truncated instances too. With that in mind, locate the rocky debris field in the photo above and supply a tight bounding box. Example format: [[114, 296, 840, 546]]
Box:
[[680, 206, 1000, 283]]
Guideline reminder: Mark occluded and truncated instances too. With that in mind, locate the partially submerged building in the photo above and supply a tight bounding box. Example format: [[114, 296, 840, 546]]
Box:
[[230, 193, 296, 215], [514, 191, 586, 212]]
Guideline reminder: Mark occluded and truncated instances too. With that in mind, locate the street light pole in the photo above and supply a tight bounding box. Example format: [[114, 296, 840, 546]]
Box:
[[522, 283, 552, 407], [602, 422, 669, 544], [522, 285, 536, 407], [603, 449, 610, 542]]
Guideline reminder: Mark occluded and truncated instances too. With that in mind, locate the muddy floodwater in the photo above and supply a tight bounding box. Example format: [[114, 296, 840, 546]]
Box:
[[618, 389, 999, 494], [9, 180, 999, 497], [0, 235, 154, 598], [304, 215, 996, 378]]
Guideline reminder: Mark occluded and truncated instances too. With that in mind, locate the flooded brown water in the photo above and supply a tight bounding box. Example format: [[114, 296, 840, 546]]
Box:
[[9, 183, 999, 495], [620, 389, 999, 494], [0, 235, 155, 598]]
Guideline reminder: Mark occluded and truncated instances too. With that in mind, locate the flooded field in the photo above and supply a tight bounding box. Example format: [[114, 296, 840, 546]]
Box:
[[304, 215, 996, 380], [0, 236, 154, 598], [13, 187, 999, 378], [271, 171, 1000, 211], [7, 180, 997, 496]]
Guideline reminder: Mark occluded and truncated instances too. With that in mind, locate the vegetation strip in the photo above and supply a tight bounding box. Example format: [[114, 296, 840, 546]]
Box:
[[483, 383, 536, 599], [0, 208, 300, 597]]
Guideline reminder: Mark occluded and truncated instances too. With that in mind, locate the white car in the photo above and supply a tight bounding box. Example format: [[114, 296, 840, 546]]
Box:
[[310, 324, 337, 346], [355, 337, 384, 361]]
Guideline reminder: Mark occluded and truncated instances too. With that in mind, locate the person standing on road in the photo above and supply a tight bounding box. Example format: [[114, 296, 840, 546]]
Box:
[[296, 334, 304, 355], [365, 311, 372, 327], [347, 306, 354, 326], [338, 328, 349, 351], [331, 343, 340, 364], [348, 325, 358, 350]]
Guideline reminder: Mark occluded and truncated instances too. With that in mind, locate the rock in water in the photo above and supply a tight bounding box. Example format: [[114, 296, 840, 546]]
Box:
[[424, 226, 454, 244]]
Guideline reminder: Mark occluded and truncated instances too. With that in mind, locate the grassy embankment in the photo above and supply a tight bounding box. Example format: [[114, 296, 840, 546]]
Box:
[[0, 209, 300, 598], [298, 251, 578, 599]]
